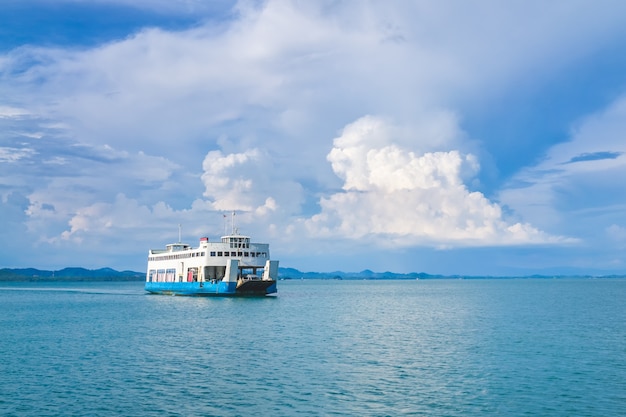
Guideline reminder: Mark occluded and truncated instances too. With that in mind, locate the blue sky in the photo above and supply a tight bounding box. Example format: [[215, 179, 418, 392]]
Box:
[[2, 0, 626, 275]]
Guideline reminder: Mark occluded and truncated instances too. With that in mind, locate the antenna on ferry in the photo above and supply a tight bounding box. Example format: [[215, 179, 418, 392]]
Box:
[[231, 211, 236, 235], [178, 224, 182, 243]]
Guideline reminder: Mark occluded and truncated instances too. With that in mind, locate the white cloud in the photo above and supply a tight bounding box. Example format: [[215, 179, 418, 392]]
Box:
[[201, 149, 263, 211], [0, 146, 36, 162], [327, 114, 476, 192], [59, 194, 152, 242], [201, 147, 304, 216], [0, 106, 30, 118], [303, 116, 563, 246]]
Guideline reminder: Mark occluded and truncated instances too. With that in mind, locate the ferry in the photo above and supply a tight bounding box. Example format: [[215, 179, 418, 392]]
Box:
[[145, 221, 278, 296]]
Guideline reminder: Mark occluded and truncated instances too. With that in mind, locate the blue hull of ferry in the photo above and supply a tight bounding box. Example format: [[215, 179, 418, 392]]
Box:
[[145, 281, 277, 296]]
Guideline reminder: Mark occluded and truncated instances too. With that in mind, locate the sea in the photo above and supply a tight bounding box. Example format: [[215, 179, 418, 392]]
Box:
[[0, 278, 624, 416]]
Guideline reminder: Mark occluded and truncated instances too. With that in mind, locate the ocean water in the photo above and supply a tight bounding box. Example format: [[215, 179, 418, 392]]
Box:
[[0, 279, 624, 416]]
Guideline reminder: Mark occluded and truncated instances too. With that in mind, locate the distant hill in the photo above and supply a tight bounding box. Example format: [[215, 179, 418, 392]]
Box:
[[0, 268, 144, 282], [277, 267, 446, 280], [276, 268, 626, 280], [1, 267, 624, 282]]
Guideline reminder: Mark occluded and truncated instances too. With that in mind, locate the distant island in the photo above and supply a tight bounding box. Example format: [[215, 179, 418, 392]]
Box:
[[0, 267, 144, 282], [1, 267, 625, 282], [277, 268, 626, 280]]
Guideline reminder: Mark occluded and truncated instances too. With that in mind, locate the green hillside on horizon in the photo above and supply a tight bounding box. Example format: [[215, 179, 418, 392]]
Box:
[[0, 267, 144, 282], [2, 266, 624, 282]]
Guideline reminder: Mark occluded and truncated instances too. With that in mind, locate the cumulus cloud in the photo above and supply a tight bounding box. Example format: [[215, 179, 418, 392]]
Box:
[[304, 116, 564, 246], [59, 194, 152, 242], [201, 147, 303, 217]]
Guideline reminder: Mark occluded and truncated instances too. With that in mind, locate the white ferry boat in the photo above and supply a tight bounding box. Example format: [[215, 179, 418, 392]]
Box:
[[145, 223, 278, 296]]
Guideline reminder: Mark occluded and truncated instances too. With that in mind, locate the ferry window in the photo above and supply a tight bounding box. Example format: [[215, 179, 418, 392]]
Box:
[[244, 252, 249, 257], [251, 252, 255, 257], [201, 252, 205, 256], [231, 251, 236, 256], [210, 251, 216, 256], [237, 252, 242, 257], [217, 251, 223, 256]]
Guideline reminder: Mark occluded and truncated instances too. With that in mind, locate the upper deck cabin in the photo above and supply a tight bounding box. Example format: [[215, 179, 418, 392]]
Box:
[[149, 243, 191, 255], [167, 243, 191, 252], [222, 235, 251, 248], [148, 234, 269, 257]]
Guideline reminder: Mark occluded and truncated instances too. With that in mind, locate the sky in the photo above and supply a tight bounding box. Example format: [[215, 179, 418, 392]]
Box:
[[2, 0, 626, 276]]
